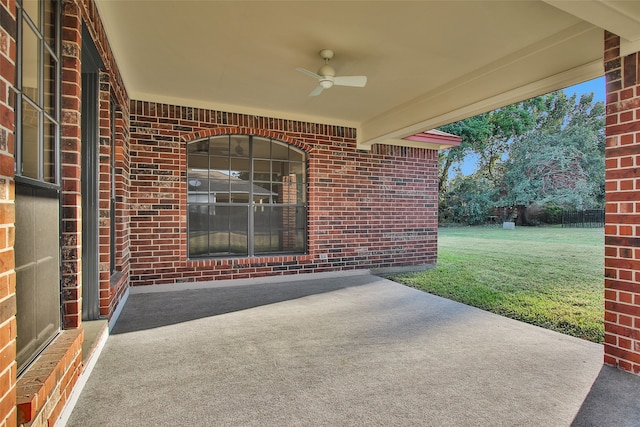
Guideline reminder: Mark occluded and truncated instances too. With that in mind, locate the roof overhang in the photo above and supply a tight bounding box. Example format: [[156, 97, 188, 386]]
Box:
[[93, 1, 640, 150], [402, 130, 463, 151]]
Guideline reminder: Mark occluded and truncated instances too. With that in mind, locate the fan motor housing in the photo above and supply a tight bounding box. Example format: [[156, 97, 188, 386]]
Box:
[[318, 64, 335, 78]]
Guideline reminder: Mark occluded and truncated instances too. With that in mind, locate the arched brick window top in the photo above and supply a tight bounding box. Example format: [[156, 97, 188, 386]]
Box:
[[186, 134, 307, 258], [181, 128, 312, 154]]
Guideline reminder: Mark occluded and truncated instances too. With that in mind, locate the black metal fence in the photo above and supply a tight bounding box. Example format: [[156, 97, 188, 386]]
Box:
[[562, 209, 604, 228]]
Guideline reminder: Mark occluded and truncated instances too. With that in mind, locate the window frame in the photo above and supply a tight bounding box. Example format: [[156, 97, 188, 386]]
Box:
[[187, 135, 308, 258], [14, 0, 62, 376], [14, 0, 61, 189]]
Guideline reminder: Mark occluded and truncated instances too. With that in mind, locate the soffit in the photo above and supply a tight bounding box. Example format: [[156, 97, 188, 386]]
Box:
[[93, 1, 629, 149], [544, 0, 640, 55]]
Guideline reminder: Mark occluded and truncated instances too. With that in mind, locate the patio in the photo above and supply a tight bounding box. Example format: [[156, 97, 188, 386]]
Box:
[[60, 272, 640, 426]]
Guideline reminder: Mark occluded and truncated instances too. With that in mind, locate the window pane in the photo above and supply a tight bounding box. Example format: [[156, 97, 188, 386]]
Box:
[[272, 140, 289, 160], [252, 137, 271, 159], [210, 156, 230, 198], [271, 161, 287, 182], [289, 147, 304, 162], [208, 205, 229, 254], [188, 205, 209, 257], [253, 159, 271, 181], [187, 170, 207, 193], [210, 156, 229, 174], [22, 21, 40, 103], [229, 157, 249, 180], [289, 206, 307, 252], [253, 182, 273, 204], [228, 206, 248, 254], [43, 48, 56, 115], [21, 99, 40, 179], [297, 181, 307, 203], [254, 207, 273, 253], [254, 206, 305, 253], [210, 205, 247, 255], [209, 135, 229, 156], [187, 175, 208, 203], [187, 139, 209, 155], [229, 135, 249, 157], [22, 0, 40, 29], [188, 155, 210, 203], [43, 117, 55, 182], [229, 158, 250, 203], [230, 192, 250, 204], [187, 193, 208, 204], [188, 154, 208, 170], [278, 182, 298, 204], [289, 162, 305, 182], [43, 0, 56, 47]]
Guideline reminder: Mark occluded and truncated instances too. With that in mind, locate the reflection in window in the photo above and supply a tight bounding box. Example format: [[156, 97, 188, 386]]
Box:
[[16, 0, 59, 184], [21, 99, 39, 179], [187, 135, 307, 257], [22, 21, 40, 102]]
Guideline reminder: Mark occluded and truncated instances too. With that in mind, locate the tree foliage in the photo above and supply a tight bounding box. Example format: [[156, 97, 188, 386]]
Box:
[[438, 90, 605, 224]]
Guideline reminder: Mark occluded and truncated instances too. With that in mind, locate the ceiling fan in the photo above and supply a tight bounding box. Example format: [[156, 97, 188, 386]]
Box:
[[296, 49, 367, 97]]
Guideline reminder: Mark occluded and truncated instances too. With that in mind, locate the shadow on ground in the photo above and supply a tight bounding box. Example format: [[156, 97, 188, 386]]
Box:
[[571, 364, 640, 426], [112, 274, 375, 334]]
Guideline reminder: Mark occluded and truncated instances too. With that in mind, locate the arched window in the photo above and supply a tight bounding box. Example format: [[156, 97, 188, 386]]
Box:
[[187, 135, 307, 257]]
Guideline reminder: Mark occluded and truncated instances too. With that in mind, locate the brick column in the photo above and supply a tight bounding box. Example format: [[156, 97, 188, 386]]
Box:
[[60, 1, 83, 328], [98, 71, 111, 316], [604, 31, 640, 374], [0, 1, 17, 425]]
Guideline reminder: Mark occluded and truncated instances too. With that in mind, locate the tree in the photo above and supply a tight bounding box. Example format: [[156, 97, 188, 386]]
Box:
[[440, 174, 498, 224], [501, 92, 605, 210], [438, 96, 546, 186], [438, 115, 492, 192], [473, 98, 545, 180], [438, 96, 546, 219], [503, 136, 592, 208], [438, 90, 605, 224], [502, 121, 604, 210]]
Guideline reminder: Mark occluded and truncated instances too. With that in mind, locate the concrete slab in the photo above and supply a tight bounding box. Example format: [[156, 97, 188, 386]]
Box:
[[63, 274, 640, 426]]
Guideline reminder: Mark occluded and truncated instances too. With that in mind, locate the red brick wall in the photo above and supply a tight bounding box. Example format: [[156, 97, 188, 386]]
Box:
[[76, 0, 130, 317], [604, 31, 640, 374], [110, 105, 131, 314], [99, 71, 111, 316], [129, 101, 439, 286], [60, 0, 83, 329], [0, 0, 17, 424]]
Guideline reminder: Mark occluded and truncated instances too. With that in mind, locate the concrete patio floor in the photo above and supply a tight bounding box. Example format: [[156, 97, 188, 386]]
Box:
[[60, 272, 640, 426]]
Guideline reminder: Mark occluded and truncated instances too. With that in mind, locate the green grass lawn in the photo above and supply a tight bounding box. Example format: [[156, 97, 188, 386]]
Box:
[[391, 226, 604, 343]]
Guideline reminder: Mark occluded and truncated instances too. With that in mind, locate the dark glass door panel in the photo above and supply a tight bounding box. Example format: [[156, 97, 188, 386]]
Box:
[[15, 183, 60, 373]]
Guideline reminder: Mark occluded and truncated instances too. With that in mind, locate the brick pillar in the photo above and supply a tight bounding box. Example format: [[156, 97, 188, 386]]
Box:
[[98, 71, 111, 316], [60, 1, 83, 328], [604, 31, 640, 374], [0, 1, 17, 425]]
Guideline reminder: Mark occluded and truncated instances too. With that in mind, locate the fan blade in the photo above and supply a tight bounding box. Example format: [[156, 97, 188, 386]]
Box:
[[334, 75, 367, 87], [309, 85, 324, 97], [296, 67, 321, 80]]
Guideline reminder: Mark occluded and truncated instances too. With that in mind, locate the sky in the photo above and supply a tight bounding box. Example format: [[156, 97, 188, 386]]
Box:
[[457, 76, 606, 176], [563, 76, 605, 103]]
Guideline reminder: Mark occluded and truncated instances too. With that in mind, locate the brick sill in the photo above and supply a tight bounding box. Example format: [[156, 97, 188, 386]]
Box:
[[110, 270, 126, 289], [16, 328, 84, 425]]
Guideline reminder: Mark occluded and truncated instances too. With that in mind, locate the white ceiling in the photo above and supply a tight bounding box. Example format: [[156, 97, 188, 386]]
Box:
[[94, 1, 640, 149]]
